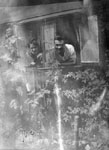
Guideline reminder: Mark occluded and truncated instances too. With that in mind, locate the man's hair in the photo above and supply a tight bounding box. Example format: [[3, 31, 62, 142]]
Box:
[[54, 35, 64, 41]]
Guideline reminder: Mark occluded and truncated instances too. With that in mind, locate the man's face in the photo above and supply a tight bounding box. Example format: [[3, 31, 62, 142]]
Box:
[[55, 40, 64, 51]]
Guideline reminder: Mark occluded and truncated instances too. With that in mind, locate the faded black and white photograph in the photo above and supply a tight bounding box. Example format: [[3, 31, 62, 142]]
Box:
[[0, 0, 108, 150]]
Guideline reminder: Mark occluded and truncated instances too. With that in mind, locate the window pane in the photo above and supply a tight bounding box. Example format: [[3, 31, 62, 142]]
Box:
[[80, 15, 99, 63], [43, 23, 55, 66]]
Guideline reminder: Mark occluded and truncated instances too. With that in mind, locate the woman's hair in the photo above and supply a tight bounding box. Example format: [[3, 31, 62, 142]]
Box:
[[28, 39, 39, 48]]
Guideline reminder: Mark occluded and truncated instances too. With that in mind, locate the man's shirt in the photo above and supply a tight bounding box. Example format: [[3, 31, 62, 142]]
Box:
[[45, 43, 76, 66], [55, 44, 76, 63]]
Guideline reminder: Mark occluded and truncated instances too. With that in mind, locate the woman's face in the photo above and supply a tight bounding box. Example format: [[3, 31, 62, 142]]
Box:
[[30, 43, 39, 55]]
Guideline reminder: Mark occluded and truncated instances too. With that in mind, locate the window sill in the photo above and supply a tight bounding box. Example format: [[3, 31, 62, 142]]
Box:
[[25, 62, 102, 71]]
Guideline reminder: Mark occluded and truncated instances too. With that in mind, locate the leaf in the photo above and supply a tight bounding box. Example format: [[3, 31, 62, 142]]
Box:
[[92, 79, 100, 85], [31, 103, 37, 108], [16, 86, 23, 96], [10, 99, 18, 109], [0, 53, 12, 62], [4, 68, 26, 84], [14, 62, 26, 72]]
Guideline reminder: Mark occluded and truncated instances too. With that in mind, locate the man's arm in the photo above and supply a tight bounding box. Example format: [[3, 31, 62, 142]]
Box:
[[55, 50, 65, 63]]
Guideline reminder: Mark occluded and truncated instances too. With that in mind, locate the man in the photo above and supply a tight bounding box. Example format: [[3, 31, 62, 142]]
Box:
[[28, 39, 42, 66], [54, 36, 76, 63]]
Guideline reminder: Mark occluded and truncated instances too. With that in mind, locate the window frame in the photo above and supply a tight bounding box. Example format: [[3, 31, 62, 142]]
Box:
[[14, 12, 102, 68]]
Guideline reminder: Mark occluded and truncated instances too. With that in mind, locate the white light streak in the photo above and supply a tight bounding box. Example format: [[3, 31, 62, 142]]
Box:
[[55, 83, 64, 150]]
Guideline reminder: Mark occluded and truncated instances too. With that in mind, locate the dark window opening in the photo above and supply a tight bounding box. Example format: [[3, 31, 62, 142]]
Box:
[[0, 12, 100, 69]]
